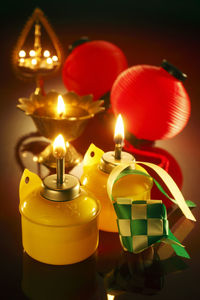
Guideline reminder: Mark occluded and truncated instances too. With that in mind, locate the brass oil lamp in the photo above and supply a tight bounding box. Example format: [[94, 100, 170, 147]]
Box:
[[17, 90, 104, 168]]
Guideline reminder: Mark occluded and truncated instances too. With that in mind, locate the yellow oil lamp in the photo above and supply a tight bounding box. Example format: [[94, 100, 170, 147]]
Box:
[[19, 134, 100, 265], [81, 115, 153, 233]]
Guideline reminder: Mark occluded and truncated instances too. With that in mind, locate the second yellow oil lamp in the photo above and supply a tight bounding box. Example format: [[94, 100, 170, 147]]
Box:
[[81, 115, 153, 232]]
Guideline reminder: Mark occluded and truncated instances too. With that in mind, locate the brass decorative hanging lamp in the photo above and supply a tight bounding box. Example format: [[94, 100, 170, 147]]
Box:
[[12, 8, 64, 95]]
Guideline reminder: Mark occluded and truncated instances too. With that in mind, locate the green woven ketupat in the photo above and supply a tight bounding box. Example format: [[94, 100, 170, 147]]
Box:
[[108, 165, 192, 259], [114, 199, 169, 253]]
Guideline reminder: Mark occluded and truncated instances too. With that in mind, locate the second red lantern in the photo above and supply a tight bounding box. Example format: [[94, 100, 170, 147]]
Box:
[[62, 40, 128, 100]]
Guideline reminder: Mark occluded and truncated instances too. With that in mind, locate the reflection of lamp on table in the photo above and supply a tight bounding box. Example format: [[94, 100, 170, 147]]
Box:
[[22, 252, 106, 300], [17, 91, 104, 169]]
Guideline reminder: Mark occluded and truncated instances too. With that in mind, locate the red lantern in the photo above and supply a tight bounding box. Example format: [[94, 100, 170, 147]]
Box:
[[111, 61, 191, 141], [62, 40, 128, 100]]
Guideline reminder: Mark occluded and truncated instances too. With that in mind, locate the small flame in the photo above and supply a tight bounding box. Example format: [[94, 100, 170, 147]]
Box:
[[29, 50, 36, 57], [31, 58, 37, 65], [19, 50, 26, 58], [107, 295, 115, 300], [52, 55, 58, 62], [44, 50, 50, 57], [114, 114, 124, 144], [33, 156, 38, 162], [57, 95, 66, 117], [53, 134, 66, 159], [46, 57, 53, 64]]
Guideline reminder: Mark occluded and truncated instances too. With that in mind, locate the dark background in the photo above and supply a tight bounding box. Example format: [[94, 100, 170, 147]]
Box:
[[0, 1, 200, 299]]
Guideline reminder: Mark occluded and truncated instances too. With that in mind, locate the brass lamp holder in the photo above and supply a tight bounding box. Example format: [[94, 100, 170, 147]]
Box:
[[17, 90, 105, 169]]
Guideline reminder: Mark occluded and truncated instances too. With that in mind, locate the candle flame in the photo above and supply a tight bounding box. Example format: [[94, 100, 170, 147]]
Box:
[[57, 95, 66, 117], [114, 114, 124, 144], [53, 134, 66, 159]]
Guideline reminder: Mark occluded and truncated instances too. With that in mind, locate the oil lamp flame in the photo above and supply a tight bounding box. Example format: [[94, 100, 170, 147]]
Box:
[[53, 134, 66, 159], [114, 114, 124, 145], [114, 114, 124, 160], [57, 95, 66, 118]]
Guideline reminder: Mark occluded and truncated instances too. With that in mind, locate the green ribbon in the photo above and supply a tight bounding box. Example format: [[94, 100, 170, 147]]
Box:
[[113, 168, 196, 209], [111, 168, 191, 259]]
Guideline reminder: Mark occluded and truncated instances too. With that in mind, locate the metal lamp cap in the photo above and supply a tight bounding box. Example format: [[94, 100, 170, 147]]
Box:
[[99, 151, 135, 174], [41, 174, 80, 202]]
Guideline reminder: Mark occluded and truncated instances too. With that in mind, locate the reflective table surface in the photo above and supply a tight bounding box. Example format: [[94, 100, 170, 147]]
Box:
[[0, 2, 200, 299]]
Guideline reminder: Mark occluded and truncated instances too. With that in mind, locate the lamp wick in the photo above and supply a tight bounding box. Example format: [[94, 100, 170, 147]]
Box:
[[114, 134, 123, 160], [114, 143, 122, 160], [57, 157, 65, 185]]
